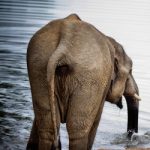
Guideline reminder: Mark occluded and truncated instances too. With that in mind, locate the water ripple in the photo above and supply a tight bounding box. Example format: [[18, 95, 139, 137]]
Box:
[[0, 0, 150, 149]]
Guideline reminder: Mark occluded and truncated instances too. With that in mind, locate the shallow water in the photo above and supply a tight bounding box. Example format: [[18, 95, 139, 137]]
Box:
[[0, 0, 150, 149]]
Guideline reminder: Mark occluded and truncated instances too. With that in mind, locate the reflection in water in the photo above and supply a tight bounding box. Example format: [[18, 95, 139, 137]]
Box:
[[0, 0, 150, 149]]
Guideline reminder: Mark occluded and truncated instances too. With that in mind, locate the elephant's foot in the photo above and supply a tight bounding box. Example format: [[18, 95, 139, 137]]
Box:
[[26, 139, 61, 150], [69, 136, 89, 150], [127, 129, 136, 139], [38, 139, 54, 150], [26, 141, 38, 150], [51, 136, 62, 150]]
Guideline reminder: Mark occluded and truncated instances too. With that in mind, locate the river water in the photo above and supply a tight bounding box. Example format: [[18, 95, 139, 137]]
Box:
[[0, 0, 150, 149]]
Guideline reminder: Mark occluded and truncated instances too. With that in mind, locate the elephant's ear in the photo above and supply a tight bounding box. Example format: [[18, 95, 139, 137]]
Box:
[[106, 36, 132, 103], [107, 36, 125, 74], [113, 40, 132, 79]]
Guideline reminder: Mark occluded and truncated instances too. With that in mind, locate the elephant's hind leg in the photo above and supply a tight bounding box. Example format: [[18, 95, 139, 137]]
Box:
[[88, 99, 105, 149], [27, 65, 61, 150], [66, 83, 103, 150], [26, 119, 39, 150]]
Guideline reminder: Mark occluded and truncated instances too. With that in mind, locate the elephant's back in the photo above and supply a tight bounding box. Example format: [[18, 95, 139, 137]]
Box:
[[27, 15, 114, 91], [59, 20, 113, 86]]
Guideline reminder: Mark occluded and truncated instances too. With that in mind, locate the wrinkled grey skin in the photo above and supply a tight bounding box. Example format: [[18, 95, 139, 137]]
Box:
[[106, 36, 140, 137], [26, 14, 140, 150]]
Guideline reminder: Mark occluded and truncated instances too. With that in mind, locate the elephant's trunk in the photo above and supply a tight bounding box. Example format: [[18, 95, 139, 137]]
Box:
[[125, 95, 139, 138], [124, 73, 140, 138]]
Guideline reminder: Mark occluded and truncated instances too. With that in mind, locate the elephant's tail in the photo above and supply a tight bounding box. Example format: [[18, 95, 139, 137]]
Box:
[[46, 44, 67, 149]]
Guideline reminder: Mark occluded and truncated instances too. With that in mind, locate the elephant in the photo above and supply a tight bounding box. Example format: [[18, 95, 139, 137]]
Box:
[[26, 14, 141, 150]]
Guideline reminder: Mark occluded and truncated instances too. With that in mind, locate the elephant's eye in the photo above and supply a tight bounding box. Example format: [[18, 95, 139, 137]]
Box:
[[114, 59, 119, 73]]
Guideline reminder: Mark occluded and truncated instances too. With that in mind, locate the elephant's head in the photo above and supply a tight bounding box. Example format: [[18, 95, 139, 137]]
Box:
[[106, 36, 141, 137]]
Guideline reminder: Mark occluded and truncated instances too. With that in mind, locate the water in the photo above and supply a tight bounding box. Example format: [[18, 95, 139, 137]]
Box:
[[0, 0, 150, 149]]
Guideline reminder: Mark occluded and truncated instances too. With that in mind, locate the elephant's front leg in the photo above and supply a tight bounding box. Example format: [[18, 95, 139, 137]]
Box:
[[66, 83, 103, 150]]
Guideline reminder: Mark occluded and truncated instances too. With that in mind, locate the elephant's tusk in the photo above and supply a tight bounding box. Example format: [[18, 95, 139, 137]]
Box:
[[134, 93, 141, 101]]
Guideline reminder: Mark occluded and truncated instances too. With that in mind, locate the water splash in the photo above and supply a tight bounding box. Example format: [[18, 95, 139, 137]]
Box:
[[111, 132, 129, 145], [111, 132, 150, 148]]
